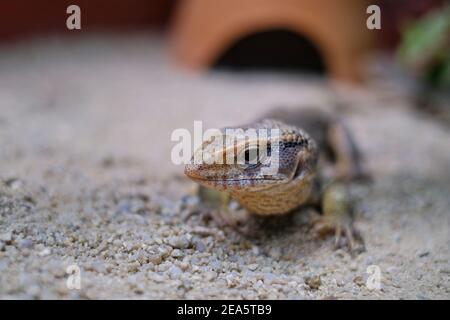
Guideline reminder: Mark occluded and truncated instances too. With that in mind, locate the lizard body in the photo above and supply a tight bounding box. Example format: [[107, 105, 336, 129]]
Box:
[[184, 108, 366, 250]]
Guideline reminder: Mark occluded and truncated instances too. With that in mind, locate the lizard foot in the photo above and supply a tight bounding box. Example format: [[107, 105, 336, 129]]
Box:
[[186, 186, 254, 235], [314, 217, 365, 254], [314, 183, 365, 254]]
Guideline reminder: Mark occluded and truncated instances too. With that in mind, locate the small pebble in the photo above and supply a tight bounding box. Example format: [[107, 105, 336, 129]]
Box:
[[247, 264, 259, 271], [171, 249, 184, 258], [168, 265, 182, 279], [210, 260, 222, 272], [193, 239, 206, 252], [304, 275, 321, 290], [148, 272, 166, 283], [127, 262, 140, 273], [166, 235, 191, 249], [353, 276, 365, 287], [18, 239, 34, 250], [205, 271, 217, 281], [38, 248, 51, 257], [417, 250, 430, 258], [0, 232, 12, 243], [148, 254, 163, 265], [191, 226, 215, 237], [5, 178, 23, 189], [225, 273, 239, 288], [178, 261, 189, 271], [268, 247, 282, 259], [263, 273, 276, 284], [251, 246, 260, 255]]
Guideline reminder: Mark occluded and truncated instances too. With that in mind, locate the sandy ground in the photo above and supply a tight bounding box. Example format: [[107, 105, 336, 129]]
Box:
[[0, 35, 449, 299]]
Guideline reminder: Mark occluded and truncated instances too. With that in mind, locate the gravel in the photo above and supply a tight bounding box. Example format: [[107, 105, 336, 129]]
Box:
[[0, 35, 449, 299]]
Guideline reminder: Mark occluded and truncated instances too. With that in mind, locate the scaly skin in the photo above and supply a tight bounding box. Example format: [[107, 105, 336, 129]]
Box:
[[184, 108, 366, 252]]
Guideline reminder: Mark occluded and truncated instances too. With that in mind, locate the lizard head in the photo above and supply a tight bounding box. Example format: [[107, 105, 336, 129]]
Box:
[[184, 119, 318, 193]]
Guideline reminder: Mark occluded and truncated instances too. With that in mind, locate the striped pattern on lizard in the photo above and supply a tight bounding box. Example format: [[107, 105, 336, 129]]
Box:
[[184, 108, 367, 252]]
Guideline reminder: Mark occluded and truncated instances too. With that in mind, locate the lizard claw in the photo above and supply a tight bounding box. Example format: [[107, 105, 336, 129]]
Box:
[[333, 222, 365, 253], [315, 183, 365, 254], [314, 217, 365, 254]]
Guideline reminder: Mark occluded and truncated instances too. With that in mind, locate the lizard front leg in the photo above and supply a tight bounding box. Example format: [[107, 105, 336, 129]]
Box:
[[314, 183, 365, 253], [194, 186, 250, 230]]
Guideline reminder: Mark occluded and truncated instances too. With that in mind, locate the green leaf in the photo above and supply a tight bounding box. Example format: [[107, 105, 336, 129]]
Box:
[[397, 6, 450, 69]]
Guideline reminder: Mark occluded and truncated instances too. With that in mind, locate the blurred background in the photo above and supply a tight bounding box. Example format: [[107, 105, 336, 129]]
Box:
[[0, 0, 447, 76], [1, 0, 448, 108], [0, 0, 449, 300], [1, 0, 449, 170]]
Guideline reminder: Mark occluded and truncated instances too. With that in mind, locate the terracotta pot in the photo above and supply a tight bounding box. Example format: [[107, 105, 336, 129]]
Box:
[[170, 0, 374, 82]]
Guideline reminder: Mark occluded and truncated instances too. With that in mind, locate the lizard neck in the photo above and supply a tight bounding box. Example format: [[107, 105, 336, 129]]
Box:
[[230, 173, 316, 215]]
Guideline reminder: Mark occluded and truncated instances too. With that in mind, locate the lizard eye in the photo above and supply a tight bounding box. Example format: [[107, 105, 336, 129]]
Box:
[[238, 147, 266, 169], [244, 148, 257, 164]]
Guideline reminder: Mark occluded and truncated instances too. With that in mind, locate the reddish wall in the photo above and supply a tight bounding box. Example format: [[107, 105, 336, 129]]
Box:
[[0, 0, 175, 41]]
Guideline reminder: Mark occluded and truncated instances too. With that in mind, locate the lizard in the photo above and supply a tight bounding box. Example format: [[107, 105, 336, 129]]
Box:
[[184, 108, 367, 252]]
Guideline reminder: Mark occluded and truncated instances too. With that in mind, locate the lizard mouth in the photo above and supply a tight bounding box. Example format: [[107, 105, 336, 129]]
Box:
[[187, 175, 284, 184], [196, 178, 281, 182], [184, 166, 286, 187]]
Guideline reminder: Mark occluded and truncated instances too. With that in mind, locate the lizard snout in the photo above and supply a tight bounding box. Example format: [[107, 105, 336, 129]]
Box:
[[184, 164, 202, 180]]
